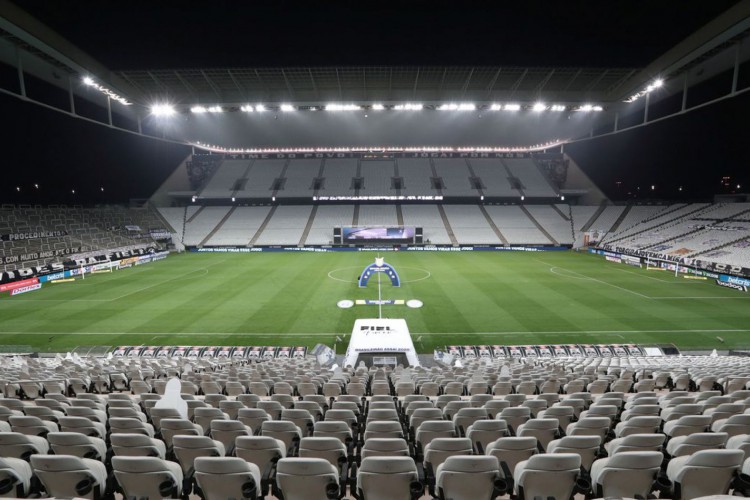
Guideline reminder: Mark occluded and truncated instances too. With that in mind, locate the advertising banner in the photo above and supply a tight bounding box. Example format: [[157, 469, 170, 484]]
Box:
[[0, 277, 39, 293], [10, 283, 42, 295]]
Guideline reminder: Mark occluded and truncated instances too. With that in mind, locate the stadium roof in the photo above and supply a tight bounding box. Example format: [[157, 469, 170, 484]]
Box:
[[2, 0, 749, 113], [114, 66, 639, 106]]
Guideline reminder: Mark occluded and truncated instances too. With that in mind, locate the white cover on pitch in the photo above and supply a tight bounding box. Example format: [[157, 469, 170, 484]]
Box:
[[344, 319, 420, 367]]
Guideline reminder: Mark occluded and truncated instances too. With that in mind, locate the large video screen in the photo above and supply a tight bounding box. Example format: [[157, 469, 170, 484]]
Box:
[[342, 227, 415, 242]]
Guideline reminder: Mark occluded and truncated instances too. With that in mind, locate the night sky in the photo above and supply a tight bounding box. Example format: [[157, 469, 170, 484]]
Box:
[[3, 0, 748, 203]]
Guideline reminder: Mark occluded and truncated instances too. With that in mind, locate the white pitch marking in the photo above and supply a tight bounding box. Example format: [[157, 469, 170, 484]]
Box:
[[4, 328, 750, 337], [539, 260, 651, 299], [327, 266, 431, 284], [613, 267, 701, 284]]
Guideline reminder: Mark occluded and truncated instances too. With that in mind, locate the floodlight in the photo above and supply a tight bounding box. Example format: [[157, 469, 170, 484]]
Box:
[[504, 104, 521, 111], [438, 103, 457, 111], [150, 104, 176, 117], [532, 102, 547, 112], [240, 105, 254, 112], [191, 196, 197, 202], [372, 103, 385, 110], [592, 105, 603, 111], [560, 196, 565, 201], [82, 76, 95, 86], [326, 104, 361, 111], [550, 104, 566, 111], [653, 79, 663, 88], [34, 184, 39, 189], [15, 187, 20, 192], [490, 104, 502, 111], [458, 103, 476, 111], [207, 106, 223, 113], [256, 104, 266, 112], [191, 106, 207, 113], [280, 104, 295, 112], [231, 197, 236, 202], [394, 103, 423, 111], [579, 104, 593, 112], [520, 195, 525, 201]]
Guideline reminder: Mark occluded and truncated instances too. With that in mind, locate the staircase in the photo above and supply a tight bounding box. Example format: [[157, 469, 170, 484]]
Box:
[[437, 205, 458, 246], [247, 206, 278, 246], [298, 205, 318, 246], [580, 203, 608, 233], [520, 205, 558, 245], [607, 205, 633, 234], [198, 207, 237, 247], [479, 205, 509, 245]]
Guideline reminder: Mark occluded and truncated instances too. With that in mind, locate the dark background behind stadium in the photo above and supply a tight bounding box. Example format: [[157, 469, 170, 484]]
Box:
[[3, 0, 748, 204]]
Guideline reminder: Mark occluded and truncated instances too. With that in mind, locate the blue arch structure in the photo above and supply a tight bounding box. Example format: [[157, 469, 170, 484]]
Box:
[[358, 260, 401, 287]]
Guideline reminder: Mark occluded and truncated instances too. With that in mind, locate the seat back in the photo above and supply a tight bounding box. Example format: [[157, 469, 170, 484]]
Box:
[[172, 435, 225, 474], [548, 435, 601, 470], [486, 436, 537, 476], [235, 436, 286, 473], [275, 458, 339, 500], [437, 455, 500, 500], [112, 456, 183, 499], [357, 456, 419, 500], [670, 449, 744, 498], [30, 455, 105, 500], [592, 451, 662, 498], [515, 453, 581, 500], [194, 456, 261, 500]]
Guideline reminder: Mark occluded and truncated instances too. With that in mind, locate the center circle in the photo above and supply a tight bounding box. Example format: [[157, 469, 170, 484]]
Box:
[[327, 266, 431, 284]]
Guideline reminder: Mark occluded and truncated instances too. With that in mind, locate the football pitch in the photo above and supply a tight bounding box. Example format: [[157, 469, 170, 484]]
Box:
[[1, 250, 749, 352]]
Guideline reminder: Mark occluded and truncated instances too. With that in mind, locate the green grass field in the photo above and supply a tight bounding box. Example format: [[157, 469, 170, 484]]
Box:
[[1, 250, 749, 352]]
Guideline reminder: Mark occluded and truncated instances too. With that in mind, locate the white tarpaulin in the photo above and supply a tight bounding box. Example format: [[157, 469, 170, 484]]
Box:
[[344, 318, 420, 367]]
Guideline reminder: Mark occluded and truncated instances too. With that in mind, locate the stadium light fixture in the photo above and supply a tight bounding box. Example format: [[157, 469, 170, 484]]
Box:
[[550, 104, 566, 111], [579, 104, 593, 112], [490, 104, 502, 111], [191, 195, 197, 203], [240, 105, 254, 112], [520, 195, 525, 201], [325, 104, 361, 111], [532, 102, 547, 112], [625, 77, 665, 103], [150, 104, 176, 117], [560, 196, 565, 201], [191, 106, 208, 114], [207, 106, 223, 113], [15, 186, 20, 192], [372, 104, 385, 110], [256, 104, 266, 112], [504, 104, 521, 111], [231, 197, 236, 202], [280, 104, 295, 112], [394, 103, 423, 111], [80, 76, 132, 105]]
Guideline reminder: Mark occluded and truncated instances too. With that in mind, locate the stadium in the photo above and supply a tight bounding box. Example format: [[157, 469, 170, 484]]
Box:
[[1, 1, 750, 498]]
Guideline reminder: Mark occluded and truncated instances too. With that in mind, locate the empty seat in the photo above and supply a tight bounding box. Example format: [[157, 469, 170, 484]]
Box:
[[485, 437, 538, 477], [108, 416, 156, 437], [605, 433, 666, 455], [614, 416, 661, 438], [112, 456, 184, 499], [665, 432, 728, 458], [513, 453, 582, 500], [235, 436, 287, 474], [363, 421, 404, 441], [590, 451, 664, 499], [357, 456, 422, 500], [110, 433, 167, 459], [160, 418, 202, 447], [416, 421, 455, 448], [516, 418, 559, 451], [537, 405, 575, 430], [30, 454, 108, 500], [193, 407, 229, 434], [194, 456, 262, 500], [567, 416, 611, 441], [727, 433, 750, 460], [666, 449, 744, 498], [0, 431, 49, 458], [238, 408, 272, 434], [361, 438, 410, 458], [466, 420, 509, 452], [261, 420, 302, 451], [663, 414, 711, 438], [313, 421, 353, 444], [0, 456, 33, 497], [9, 415, 57, 436], [436, 455, 505, 500], [47, 432, 107, 462], [424, 437, 473, 471], [452, 407, 488, 435], [275, 458, 340, 500], [57, 416, 106, 439], [496, 407, 531, 432], [209, 420, 253, 453], [298, 437, 347, 467], [547, 435, 601, 471]]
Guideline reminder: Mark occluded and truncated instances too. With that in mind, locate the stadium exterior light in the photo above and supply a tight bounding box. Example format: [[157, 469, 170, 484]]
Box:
[[280, 104, 295, 112], [372, 104, 385, 110], [438, 103, 459, 111], [550, 104, 566, 111], [256, 104, 266, 112], [560, 195, 565, 201], [520, 195, 525, 201], [240, 105, 254, 112], [504, 104, 521, 111], [490, 104, 502, 111], [82, 76, 95, 86], [532, 102, 547, 112], [231, 197, 236, 202], [579, 104, 594, 112], [207, 106, 223, 113], [150, 104, 176, 117], [191, 106, 208, 114], [191, 195, 197, 202]]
